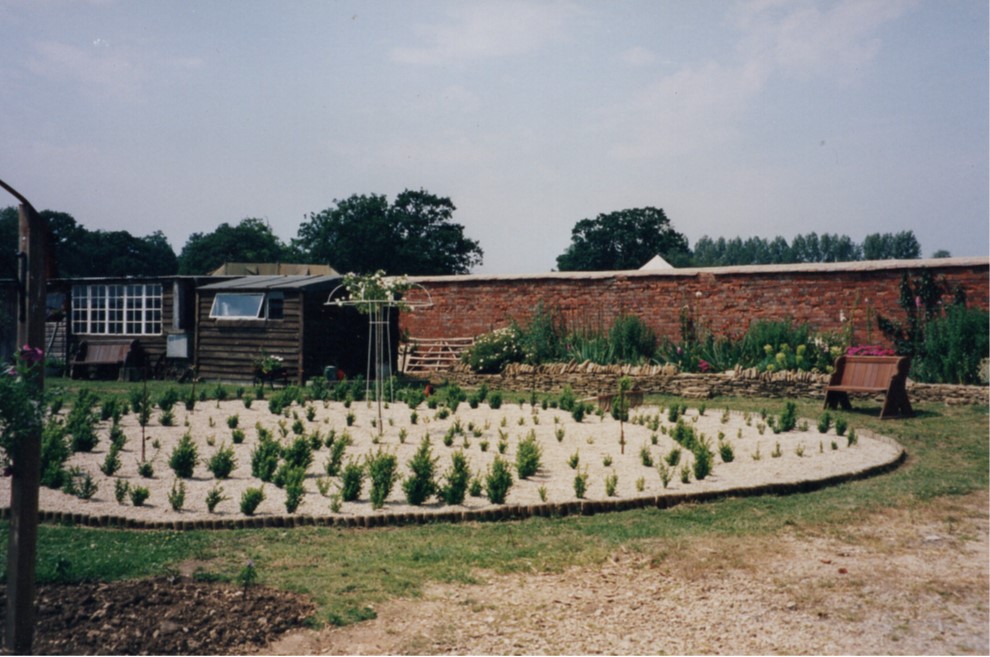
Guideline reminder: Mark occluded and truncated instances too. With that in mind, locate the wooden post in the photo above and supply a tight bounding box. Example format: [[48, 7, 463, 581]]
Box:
[[4, 196, 46, 654]]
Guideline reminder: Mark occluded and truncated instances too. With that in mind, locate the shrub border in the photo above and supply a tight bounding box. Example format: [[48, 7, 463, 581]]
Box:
[[1, 431, 905, 532]]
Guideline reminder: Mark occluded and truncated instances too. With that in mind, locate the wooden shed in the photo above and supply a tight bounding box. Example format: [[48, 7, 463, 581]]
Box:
[[55, 275, 211, 378], [195, 275, 382, 384]]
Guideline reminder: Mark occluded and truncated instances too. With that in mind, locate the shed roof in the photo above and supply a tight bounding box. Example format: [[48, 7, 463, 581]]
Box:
[[197, 274, 341, 292]]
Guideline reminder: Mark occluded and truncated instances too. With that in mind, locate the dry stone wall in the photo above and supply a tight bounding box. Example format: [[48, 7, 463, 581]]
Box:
[[416, 362, 988, 407]]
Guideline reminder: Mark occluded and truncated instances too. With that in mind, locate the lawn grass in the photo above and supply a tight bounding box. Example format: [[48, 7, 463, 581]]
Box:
[[2, 392, 986, 627]]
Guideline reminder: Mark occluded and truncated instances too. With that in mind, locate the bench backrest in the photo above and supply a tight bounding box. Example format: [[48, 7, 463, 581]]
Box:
[[835, 355, 907, 389], [76, 340, 137, 365]]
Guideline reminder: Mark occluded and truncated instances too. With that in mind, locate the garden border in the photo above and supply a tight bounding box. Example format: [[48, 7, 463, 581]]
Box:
[[1, 431, 906, 532]]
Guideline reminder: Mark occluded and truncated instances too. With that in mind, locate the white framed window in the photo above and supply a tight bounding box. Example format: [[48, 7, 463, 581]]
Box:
[[209, 293, 266, 319], [72, 283, 163, 335]]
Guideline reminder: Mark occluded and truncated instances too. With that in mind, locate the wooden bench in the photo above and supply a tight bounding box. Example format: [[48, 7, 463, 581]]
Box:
[[823, 355, 913, 419], [71, 339, 141, 380]]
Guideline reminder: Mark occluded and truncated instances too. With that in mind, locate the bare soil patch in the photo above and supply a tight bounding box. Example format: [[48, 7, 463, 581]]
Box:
[[0, 577, 314, 655]]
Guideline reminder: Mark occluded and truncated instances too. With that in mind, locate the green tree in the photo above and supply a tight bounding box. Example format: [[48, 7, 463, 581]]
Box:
[[862, 231, 921, 260], [1, 207, 177, 277], [293, 189, 483, 275], [555, 207, 690, 271], [177, 218, 289, 274]]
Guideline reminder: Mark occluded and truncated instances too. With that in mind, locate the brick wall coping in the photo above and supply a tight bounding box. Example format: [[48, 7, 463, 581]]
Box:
[[408, 256, 988, 284]]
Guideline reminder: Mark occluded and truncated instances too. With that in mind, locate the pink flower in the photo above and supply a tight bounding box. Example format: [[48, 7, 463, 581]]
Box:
[[19, 345, 44, 364], [698, 359, 710, 373]]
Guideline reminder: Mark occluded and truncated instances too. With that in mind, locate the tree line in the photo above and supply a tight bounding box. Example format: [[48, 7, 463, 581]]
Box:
[[1, 193, 937, 279]]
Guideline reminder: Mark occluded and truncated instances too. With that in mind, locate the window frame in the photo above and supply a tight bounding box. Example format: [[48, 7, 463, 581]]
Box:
[[71, 283, 163, 336]]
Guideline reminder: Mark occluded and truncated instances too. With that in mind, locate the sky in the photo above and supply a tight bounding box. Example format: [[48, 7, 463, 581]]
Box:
[[0, 0, 987, 274]]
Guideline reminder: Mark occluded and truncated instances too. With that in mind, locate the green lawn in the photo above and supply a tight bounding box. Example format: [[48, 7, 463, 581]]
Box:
[[2, 393, 987, 627]]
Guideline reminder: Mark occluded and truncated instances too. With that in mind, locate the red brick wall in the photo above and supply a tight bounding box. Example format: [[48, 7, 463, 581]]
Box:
[[400, 258, 989, 347]]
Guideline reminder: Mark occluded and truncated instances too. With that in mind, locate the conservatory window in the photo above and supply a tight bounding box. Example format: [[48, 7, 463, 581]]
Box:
[[71, 284, 162, 335]]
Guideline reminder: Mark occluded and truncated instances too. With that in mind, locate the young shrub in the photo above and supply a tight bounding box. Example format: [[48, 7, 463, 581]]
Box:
[[468, 473, 484, 498], [207, 442, 237, 479], [440, 450, 472, 505], [282, 466, 307, 513], [169, 432, 199, 479], [99, 443, 122, 477], [138, 460, 154, 478], [573, 469, 588, 499], [240, 486, 265, 515], [168, 479, 186, 511], [367, 449, 399, 509], [158, 387, 180, 413], [657, 460, 672, 489], [571, 403, 586, 423], [403, 436, 439, 505], [485, 456, 513, 504], [639, 445, 654, 467], [847, 427, 858, 446], [159, 408, 175, 427], [205, 485, 228, 513], [604, 471, 618, 497], [817, 412, 832, 434], [771, 442, 783, 458], [834, 416, 848, 436], [635, 476, 645, 492], [251, 432, 282, 482], [324, 433, 351, 477], [283, 435, 314, 471], [488, 390, 504, 410], [71, 470, 99, 500], [340, 460, 365, 502], [558, 385, 577, 412], [665, 447, 681, 467], [66, 390, 100, 453], [679, 464, 691, 484], [227, 414, 240, 429], [515, 430, 542, 479], [567, 450, 580, 469], [231, 428, 246, 444], [777, 401, 798, 433], [114, 478, 129, 505], [692, 443, 713, 480], [718, 440, 735, 463], [129, 485, 150, 507]]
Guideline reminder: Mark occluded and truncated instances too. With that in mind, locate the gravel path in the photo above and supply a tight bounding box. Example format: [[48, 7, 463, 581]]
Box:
[[263, 490, 989, 655]]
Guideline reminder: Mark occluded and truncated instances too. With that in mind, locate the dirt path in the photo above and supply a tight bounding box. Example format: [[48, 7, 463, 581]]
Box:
[[264, 491, 989, 655]]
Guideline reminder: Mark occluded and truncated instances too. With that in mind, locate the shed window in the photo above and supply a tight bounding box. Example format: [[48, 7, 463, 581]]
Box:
[[267, 292, 284, 320], [210, 293, 265, 319]]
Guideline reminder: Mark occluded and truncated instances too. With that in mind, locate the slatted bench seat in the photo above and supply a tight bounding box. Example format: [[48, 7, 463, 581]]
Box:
[[823, 355, 913, 419], [71, 339, 141, 380]]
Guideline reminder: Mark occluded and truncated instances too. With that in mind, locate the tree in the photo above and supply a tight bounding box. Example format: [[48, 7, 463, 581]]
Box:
[[862, 230, 921, 260], [293, 189, 483, 275], [1, 207, 177, 278], [177, 218, 288, 275], [555, 207, 690, 271]]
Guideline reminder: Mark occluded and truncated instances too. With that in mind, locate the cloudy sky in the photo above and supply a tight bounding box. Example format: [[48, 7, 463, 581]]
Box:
[[0, 0, 986, 273]]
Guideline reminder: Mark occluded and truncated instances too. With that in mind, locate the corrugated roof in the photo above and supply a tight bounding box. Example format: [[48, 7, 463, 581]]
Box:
[[198, 274, 341, 291]]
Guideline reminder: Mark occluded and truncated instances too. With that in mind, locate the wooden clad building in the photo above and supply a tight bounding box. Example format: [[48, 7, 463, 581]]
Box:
[[54, 276, 211, 377], [195, 275, 377, 384]]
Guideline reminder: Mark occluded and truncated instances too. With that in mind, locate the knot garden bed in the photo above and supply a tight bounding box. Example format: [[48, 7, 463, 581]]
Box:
[[0, 397, 906, 531]]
